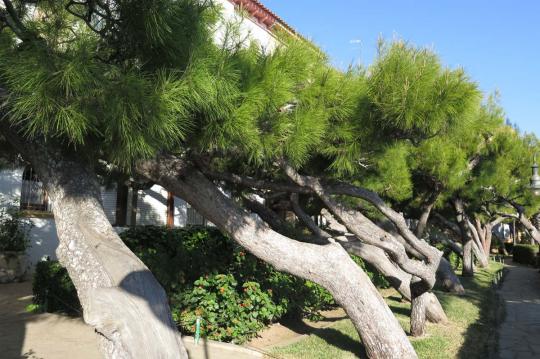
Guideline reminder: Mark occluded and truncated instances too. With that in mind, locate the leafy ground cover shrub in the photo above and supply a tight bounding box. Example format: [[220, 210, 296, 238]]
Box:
[[513, 244, 539, 265], [173, 274, 278, 342], [32, 226, 388, 343]]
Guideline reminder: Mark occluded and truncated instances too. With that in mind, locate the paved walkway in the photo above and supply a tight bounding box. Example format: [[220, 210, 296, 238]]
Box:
[[498, 263, 540, 359], [0, 281, 264, 359]]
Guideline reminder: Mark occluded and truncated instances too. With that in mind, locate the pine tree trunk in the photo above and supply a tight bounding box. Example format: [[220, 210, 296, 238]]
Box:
[[436, 257, 465, 293], [453, 199, 474, 277], [468, 219, 488, 268], [485, 228, 493, 255], [462, 240, 474, 276], [517, 215, 540, 244], [410, 277, 428, 337], [138, 158, 419, 359], [472, 239, 489, 268], [18, 147, 188, 358], [345, 242, 447, 323], [415, 191, 439, 238]]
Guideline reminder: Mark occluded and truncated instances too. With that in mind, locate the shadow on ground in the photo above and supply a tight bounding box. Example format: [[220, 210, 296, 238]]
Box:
[[437, 265, 502, 359], [278, 315, 367, 358]]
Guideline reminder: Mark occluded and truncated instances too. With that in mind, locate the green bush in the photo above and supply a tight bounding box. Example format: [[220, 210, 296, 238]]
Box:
[[512, 244, 539, 265], [0, 203, 31, 252], [32, 260, 81, 314], [173, 274, 278, 343], [121, 226, 336, 321], [120, 226, 234, 291]]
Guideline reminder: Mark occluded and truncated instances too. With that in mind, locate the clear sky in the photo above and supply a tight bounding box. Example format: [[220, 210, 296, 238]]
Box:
[[262, 0, 540, 136]]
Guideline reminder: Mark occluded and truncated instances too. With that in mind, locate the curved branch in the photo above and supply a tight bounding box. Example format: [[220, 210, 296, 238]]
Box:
[[282, 161, 438, 287]]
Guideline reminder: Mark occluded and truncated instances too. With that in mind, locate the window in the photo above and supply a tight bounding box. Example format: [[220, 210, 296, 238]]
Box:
[[186, 206, 206, 226], [20, 166, 50, 212]]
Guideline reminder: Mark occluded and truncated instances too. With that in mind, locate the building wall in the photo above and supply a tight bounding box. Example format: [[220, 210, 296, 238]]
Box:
[[214, 0, 279, 53], [0, 168, 59, 270], [136, 185, 168, 226]]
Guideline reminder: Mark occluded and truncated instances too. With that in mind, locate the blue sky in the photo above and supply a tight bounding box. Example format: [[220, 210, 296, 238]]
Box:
[[262, 0, 540, 136]]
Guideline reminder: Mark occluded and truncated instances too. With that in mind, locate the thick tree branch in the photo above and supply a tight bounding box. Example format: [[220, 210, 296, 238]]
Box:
[[281, 161, 439, 288]]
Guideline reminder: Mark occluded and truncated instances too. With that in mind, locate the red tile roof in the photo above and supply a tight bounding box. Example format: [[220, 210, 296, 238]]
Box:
[[229, 0, 297, 37]]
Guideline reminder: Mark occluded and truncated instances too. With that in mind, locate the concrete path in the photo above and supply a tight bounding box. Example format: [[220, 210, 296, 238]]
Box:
[[0, 281, 265, 359], [498, 263, 540, 359]]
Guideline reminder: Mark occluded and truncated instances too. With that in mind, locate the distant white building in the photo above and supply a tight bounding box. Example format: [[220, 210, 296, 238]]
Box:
[[0, 0, 295, 271]]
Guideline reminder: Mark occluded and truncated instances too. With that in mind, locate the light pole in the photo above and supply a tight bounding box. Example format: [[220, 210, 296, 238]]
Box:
[[530, 153, 540, 196]]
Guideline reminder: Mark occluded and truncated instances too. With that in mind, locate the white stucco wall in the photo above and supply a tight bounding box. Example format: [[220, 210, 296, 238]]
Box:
[[214, 0, 279, 53], [136, 185, 168, 226], [174, 197, 189, 227], [0, 169, 59, 271]]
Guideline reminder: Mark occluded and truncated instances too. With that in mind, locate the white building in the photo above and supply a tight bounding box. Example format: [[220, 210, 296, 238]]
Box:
[[0, 0, 295, 271]]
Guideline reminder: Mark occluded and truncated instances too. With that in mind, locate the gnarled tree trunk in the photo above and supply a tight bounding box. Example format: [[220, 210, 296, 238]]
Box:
[[138, 156, 418, 359], [467, 220, 488, 268], [344, 242, 447, 324], [282, 164, 442, 338], [314, 208, 447, 323], [410, 277, 429, 337], [415, 191, 439, 238], [453, 198, 474, 277], [10, 141, 188, 359]]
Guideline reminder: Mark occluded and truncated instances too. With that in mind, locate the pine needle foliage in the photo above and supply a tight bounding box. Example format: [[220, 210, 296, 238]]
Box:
[[2, 0, 538, 222], [366, 41, 480, 142], [0, 0, 218, 167]]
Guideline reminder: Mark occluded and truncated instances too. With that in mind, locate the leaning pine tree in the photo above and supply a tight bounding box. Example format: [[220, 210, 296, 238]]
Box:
[[0, 1, 419, 358], [138, 42, 473, 338]]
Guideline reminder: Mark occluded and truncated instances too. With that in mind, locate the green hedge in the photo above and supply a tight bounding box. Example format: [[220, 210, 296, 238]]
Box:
[[32, 260, 80, 314], [33, 226, 389, 343], [512, 244, 539, 265]]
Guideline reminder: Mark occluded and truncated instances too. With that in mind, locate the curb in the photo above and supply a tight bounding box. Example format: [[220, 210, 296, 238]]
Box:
[[183, 336, 266, 358]]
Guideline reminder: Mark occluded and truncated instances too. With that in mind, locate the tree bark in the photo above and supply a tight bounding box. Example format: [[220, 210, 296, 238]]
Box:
[[415, 191, 439, 238], [344, 242, 447, 324], [462, 240, 474, 276], [467, 219, 488, 268], [206, 166, 463, 293], [453, 198, 474, 277], [282, 164, 443, 338], [9, 143, 188, 358], [410, 277, 428, 337], [137, 156, 418, 359], [518, 215, 540, 244], [292, 197, 447, 324]]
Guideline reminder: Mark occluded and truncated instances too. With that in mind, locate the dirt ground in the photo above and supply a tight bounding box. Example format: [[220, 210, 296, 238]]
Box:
[[247, 308, 348, 351], [0, 281, 100, 359], [0, 281, 345, 358], [0, 281, 265, 359]]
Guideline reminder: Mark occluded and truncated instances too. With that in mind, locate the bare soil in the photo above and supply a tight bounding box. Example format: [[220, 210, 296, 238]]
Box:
[[247, 308, 348, 351]]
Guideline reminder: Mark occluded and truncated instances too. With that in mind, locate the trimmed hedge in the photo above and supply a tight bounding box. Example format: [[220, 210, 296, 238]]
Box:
[[512, 244, 539, 265]]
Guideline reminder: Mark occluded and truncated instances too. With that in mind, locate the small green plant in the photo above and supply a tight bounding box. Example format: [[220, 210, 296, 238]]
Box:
[[173, 274, 278, 343], [513, 244, 539, 265], [0, 201, 32, 252], [25, 303, 43, 313]]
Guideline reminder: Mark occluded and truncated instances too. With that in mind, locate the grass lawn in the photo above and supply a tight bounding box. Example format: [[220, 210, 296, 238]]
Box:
[[271, 261, 504, 359]]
